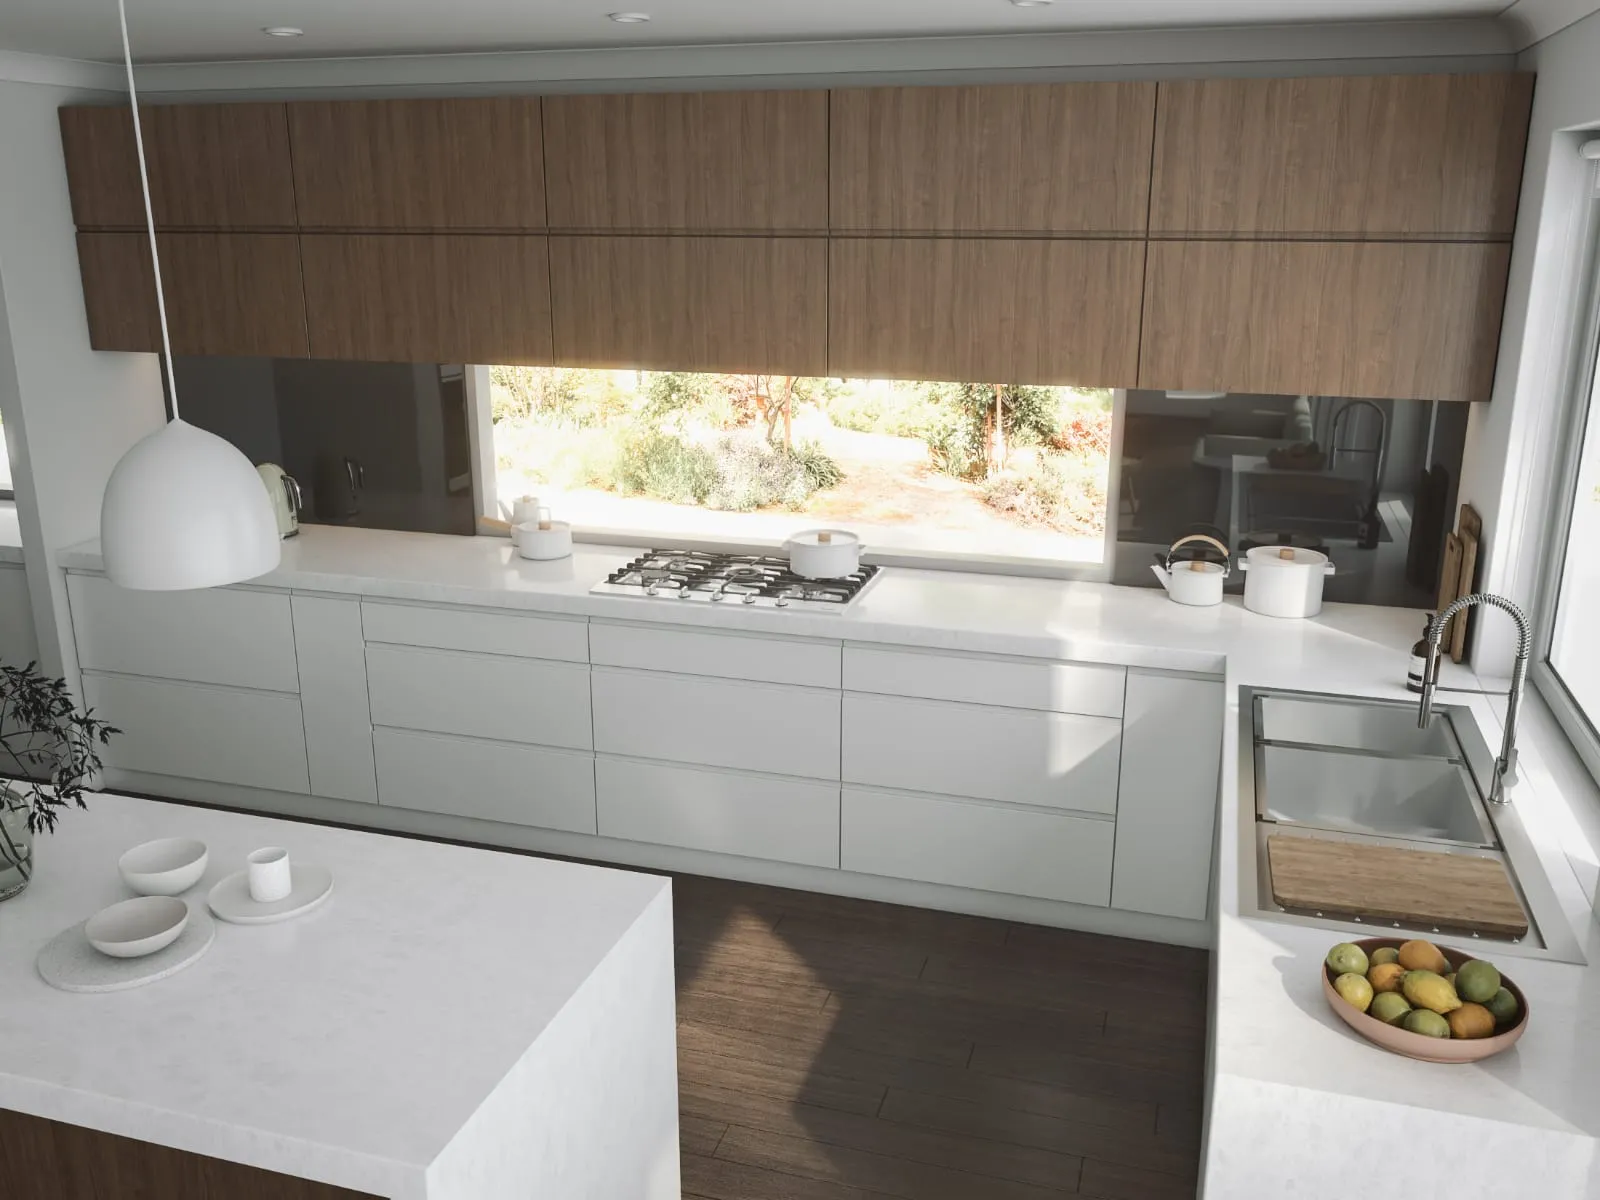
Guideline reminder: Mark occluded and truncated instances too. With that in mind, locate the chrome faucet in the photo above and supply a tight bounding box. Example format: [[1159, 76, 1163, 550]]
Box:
[[1417, 593, 1531, 806]]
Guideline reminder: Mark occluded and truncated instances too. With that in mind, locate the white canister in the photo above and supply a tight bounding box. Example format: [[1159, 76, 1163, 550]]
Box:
[[1239, 545, 1336, 618], [514, 508, 573, 561], [1149, 534, 1230, 607], [784, 529, 863, 579]]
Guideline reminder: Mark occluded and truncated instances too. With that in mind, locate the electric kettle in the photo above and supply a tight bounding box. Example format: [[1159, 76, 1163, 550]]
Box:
[[256, 463, 302, 539]]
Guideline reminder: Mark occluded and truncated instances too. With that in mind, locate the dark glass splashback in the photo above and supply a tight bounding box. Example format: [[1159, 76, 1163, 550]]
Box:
[[173, 357, 475, 536]]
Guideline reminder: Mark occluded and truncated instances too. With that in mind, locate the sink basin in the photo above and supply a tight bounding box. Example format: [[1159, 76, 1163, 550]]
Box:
[[1251, 692, 1496, 849], [1257, 744, 1494, 847], [1256, 694, 1461, 759]]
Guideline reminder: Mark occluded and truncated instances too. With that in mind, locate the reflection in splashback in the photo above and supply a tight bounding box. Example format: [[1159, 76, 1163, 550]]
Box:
[[1111, 391, 1468, 609], [172, 357, 476, 536]]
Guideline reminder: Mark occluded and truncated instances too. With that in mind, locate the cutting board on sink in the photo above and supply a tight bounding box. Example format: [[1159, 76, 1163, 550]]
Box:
[[1267, 835, 1528, 939]]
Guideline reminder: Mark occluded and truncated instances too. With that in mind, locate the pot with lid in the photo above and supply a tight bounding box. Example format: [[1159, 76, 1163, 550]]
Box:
[[784, 529, 864, 579], [1150, 533, 1230, 607], [1239, 545, 1336, 618]]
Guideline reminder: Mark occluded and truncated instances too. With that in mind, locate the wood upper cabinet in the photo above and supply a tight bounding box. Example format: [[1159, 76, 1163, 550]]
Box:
[[1150, 73, 1534, 238], [75, 232, 309, 357], [550, 236, 826, 374], [300, 234, 553, 363], [59, 104, 296, 230], [829, 83, 1157, 234], [542, 91, 828, 232], [828, 238, 1144, 386], [1138, 240, 1512, 402], [287, 98, 547, 230]]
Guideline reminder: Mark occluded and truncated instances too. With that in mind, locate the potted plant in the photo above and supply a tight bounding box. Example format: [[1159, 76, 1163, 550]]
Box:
[[0, 662, 119, 901]]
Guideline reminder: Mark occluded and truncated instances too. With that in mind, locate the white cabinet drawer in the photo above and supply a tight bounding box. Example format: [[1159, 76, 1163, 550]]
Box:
[[69, 573, 297, 692], [844, 645, 1125, 717], [842, 693, 1120, 815], [362, 600, 588, 662], [85, 672, 309, 794], [590, 621, 840, 688], [375, 728, 596, 833], [366, 643, 592, 750], [597, 757, 840, 867], [592, 667, 840, 780], [842, 787, 1112, 906]]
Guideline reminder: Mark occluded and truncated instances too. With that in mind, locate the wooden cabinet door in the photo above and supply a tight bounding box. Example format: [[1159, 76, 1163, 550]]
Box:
[[288, 98, 546, 230], [1139, 240, 1512, 402], [828, 237, 1144, 385], [1150, 74, 1533, 238], [59, 103, 296, 230], [829, 83, 1156, 234], [542, 91, 828, 232], [76, 231, 309, 357], [300, 234, 553, 363], [549, 236, 826, 374]]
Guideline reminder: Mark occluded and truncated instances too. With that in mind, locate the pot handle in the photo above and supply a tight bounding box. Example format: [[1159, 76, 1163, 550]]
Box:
[[1324, 562, 1337, 576]]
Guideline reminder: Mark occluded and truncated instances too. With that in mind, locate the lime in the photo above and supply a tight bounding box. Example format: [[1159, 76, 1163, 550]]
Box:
[[1403, 1009, 1450, 1038], [1326, 942, 1370, 977], [1455, 960, 1502, 1005], [1485, 986, 1520, 1026], [1369, 992, 1412, 1025]]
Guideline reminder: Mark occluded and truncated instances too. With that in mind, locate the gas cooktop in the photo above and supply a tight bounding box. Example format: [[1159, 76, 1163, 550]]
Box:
[[591, 550, 880, 608]]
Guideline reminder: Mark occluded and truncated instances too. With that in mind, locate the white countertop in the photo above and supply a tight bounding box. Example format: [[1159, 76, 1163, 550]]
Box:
[[0, 793, 671, 1198], [54, 526, 1600, 1191]]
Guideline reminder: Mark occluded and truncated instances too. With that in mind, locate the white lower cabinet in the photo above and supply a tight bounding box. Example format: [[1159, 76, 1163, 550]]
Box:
[[596, 756, 840, 867], [293, 595, 377, 805], [366, 643, 592, 750], [842, 692, 1121, 815], [374, 727, 597, 834], [1111, 671, 1224, 920], [841, 787, 1114, 906], [85, 672, 310, 794], [591, 667, 841, 780]]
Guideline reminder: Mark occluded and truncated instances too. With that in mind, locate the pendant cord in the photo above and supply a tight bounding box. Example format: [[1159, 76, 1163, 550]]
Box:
[[117, 0, 180, 421]]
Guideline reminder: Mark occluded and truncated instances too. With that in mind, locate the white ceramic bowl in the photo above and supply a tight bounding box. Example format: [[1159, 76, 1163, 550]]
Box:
[[85, 896, 189, 959], [118, 837, 208, 896]]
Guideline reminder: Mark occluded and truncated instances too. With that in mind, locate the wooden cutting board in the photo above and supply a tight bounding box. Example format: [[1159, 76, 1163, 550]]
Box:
[[1452, 528, 1479, 663], [1267, 835, 1528, 938], [1435, 531, 1463, 651]]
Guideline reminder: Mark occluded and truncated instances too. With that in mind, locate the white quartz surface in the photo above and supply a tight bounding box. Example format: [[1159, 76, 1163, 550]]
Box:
[[0, 793, 671, 1198]]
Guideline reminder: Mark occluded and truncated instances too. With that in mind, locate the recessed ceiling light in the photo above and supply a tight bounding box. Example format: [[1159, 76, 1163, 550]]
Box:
[[261, 26, 304, 37], [607, 12, 651, 22]]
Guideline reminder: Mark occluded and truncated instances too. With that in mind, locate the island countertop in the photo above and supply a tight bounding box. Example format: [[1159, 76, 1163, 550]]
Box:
[[0, 793, 679, 1199]]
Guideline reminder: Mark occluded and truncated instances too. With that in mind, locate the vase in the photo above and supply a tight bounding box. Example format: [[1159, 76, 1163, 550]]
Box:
[[0, 785, 32, 901]]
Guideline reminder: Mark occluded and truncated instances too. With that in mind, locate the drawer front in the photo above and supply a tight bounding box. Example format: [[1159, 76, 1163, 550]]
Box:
[[590, 621, 841, 688], [366, 644, 592, 750], [69, 573, 297, 691], [85, 672, 309, 794], [842, 787, 1113, 906], [596, 757, 840, 867], [362, 600, 588, 662], [843, 645, 1125, 717], [842, 693, 1120, 815], [293, 595, 376, 804], [374, 728, 596, 833], [592, 667, 840, 780]]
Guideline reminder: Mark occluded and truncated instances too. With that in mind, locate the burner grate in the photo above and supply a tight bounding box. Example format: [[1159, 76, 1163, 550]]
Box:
[[598, 550, 879, 608]]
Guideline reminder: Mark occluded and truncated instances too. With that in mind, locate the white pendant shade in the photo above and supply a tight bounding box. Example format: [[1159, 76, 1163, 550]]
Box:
[[100, 419, 281, 591]]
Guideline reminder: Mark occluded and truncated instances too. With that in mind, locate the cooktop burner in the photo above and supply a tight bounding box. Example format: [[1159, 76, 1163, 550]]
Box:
[[592, 550, 879, 608]]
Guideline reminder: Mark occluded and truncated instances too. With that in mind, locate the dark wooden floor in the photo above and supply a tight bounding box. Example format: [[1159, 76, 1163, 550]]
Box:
[[670, 874, 1209, 1200]]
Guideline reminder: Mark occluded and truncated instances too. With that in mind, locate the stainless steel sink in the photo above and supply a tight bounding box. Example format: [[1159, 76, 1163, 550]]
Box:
[[1251, 692, 1495, 849]]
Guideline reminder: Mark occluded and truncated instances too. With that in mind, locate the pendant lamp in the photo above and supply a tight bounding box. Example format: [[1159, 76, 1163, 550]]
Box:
[[98, 0, 280, 591]]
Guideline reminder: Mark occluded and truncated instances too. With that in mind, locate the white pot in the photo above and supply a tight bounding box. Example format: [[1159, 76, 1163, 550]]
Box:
[[784, 529, 863, 579], [1150, 533, 1230, 607], [1239, 545, 1336, 618], [514, 509, 573, 561]]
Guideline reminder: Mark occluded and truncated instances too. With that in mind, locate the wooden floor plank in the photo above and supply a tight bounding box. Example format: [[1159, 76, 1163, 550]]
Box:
[[679, 1044, 888, 1116], [1003, 923, 1209, 973], [1079, 1158, 1199, 1200], [682, 1152, 901, 1200], [714, 1124, 1079, 1200], [680, 1115, 729, 1157], [679, 990, 974, 1069], [680, 1082, 1086, 1191], [968, 1042, 1203, 1107]]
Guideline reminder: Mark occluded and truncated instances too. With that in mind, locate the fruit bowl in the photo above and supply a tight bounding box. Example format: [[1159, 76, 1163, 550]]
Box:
[[1321, 937, 1529, 1064]]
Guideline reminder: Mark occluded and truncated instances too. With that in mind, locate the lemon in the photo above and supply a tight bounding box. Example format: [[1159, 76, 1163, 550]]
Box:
[[1369, 992, 1412, 1025], [1334, 972, 1374, 1013], [1326, 942, 1370, 977]]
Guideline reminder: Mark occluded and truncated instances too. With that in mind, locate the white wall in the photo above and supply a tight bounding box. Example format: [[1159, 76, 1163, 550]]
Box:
[[0, 76, 166, 681], [1459, 10, 1600, 668]]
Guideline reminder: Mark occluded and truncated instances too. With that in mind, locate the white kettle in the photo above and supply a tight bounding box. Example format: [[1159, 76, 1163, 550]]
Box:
[[1151, 534, 1230, 607]]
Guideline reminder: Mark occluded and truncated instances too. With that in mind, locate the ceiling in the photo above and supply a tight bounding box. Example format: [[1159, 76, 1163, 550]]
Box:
[[0, 0, 1553, 65]]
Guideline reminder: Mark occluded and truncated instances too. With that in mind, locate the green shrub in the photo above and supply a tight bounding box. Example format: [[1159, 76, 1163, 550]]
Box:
[[981, 452, 1108, 536], [616, 431, 718, 506], [490, 365, 630, 428], [789, 440, 844, 491], [705, 435, 812, 512]]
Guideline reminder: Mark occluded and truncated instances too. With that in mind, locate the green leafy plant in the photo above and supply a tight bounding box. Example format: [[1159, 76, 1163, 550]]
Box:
[[0, 663, 119, 880]]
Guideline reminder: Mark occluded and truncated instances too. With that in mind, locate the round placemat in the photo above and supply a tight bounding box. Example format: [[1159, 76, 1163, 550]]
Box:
[[37, 904, 216, 993], [207, 865, 333, 925]]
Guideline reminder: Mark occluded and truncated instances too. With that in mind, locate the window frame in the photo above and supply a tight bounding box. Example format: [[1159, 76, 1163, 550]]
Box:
[[469, 369, 1129, 582], [1531, 161, 1600, 786]]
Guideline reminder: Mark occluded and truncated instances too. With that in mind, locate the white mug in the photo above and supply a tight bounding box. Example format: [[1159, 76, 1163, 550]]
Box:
[[247, 846, 292, 903], [511, 495, 543, 526]]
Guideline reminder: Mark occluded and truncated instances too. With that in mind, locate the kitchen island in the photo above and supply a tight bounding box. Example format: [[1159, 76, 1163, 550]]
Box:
[[0, 793, 679, 1199]]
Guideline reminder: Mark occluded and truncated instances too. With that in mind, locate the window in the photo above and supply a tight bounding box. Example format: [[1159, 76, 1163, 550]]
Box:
[[0, 409, 12, 500], [486, 367, 1118, 570]]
